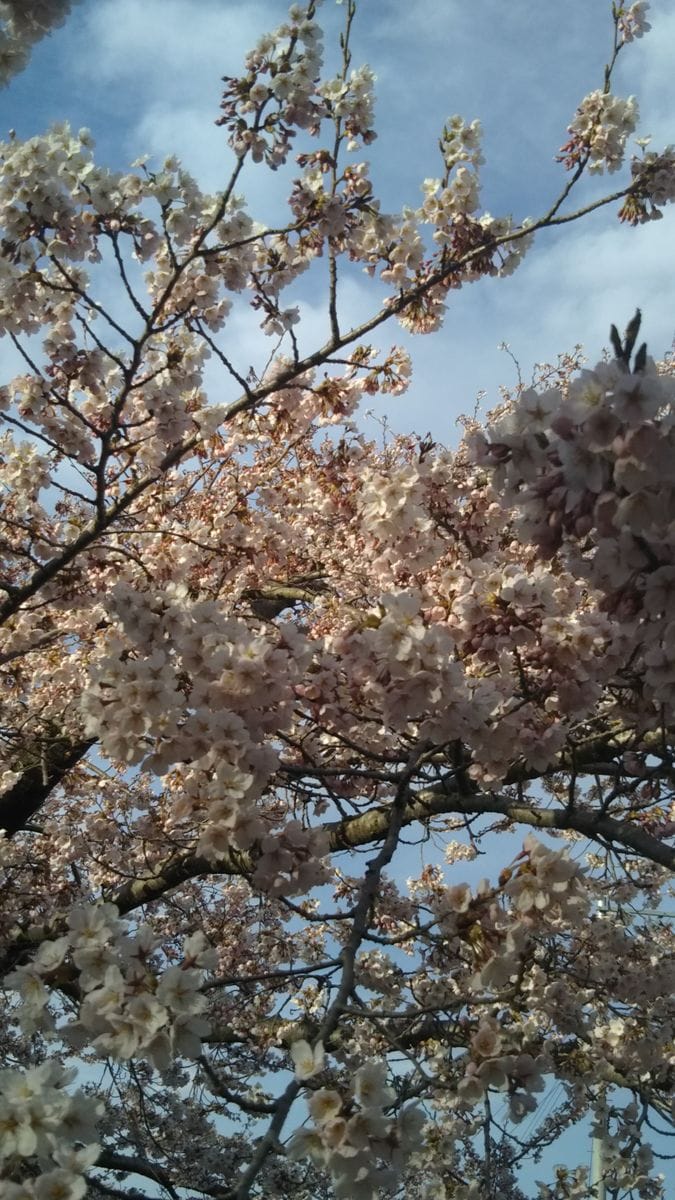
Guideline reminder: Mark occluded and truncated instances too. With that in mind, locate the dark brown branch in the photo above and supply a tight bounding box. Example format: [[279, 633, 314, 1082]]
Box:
[[108, 757, 672, 918], [93, 1151, 193, 1200], [0, 734, 94, 837], [328, 786, 675, 870], [198, 1055, 276, 1114]]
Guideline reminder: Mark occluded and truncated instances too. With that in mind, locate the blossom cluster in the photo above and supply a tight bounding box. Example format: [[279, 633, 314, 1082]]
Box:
[[0, 0, 77, 86], [251, 819, 331, 897], [0, 431, 52, 515], [473, 343, 675, 719], [447, 838, 588, 1117], [0, 122, 160, 276], [0, 122, 264, 360], [319, 64, 377, 150], [623, 144, 675, 224], [420, 116, 484, 231], [80, 580, 311, 772], [288, 1059, 426, 1200], [373, 839, 670, 1200], [393, 110, 533, 313], [618, 1, 652, 43], [8, 904, 216, 1069], [217, 2, 326, 168], [559, 90, 638, 173], [0, 1060, 100, 1200], [79, 582, 335, 888]]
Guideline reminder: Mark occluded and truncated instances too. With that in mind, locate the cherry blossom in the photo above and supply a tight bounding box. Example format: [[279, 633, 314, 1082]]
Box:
[[0, 2, 673, 1199]]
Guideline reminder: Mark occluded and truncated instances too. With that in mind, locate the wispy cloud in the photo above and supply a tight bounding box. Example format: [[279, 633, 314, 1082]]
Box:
[[73, 0, 275, 95]]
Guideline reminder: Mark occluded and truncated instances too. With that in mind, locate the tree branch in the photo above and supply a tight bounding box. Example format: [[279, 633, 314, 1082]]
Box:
[[0, 734, 94, 837]]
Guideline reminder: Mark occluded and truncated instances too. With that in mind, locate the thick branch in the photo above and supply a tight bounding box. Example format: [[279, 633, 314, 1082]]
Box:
[[0, 734, 94, 837], [110, 769, 672, 918], [328, 786, 675, 870]]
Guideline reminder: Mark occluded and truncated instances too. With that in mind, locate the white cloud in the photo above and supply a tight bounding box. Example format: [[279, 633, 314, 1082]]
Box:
[[74, 0, 275, 93], [69, 0, 278, 182]]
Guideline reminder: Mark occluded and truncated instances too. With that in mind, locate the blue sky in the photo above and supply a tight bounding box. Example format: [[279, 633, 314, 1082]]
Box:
[[2, 0, 675, 441]]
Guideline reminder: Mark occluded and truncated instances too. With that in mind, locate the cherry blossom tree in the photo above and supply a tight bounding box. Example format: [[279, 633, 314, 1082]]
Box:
[[0, 2, 673, 1198]]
